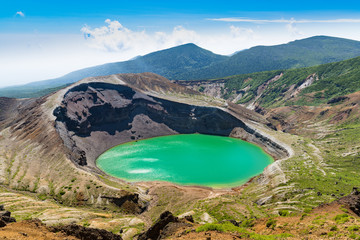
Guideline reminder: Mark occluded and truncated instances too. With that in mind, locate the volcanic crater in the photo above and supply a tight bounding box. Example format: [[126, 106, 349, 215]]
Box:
[[52, 73, 289, 180]]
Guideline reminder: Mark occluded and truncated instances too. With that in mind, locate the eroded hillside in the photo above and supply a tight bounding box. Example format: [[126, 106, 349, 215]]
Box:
[[177, 55, 360, 111], [1, 66, 360, 239], [0, 72, 295, 239]]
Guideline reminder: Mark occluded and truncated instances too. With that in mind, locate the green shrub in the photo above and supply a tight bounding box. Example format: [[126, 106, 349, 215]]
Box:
[[300, 213, 308, 220], [304, 208, 312, 213], [83, 220, 90, 227], [349, 233, 358, 239], [330, 225, 338, 231], [340, 207, 349, 213], [266, 219, 277, 229], [37, 194, 47, 201], [278, 210, 290, 217], [334, 214, 350, 224], [240, 219, 255, 228], [196, 222, 244, 233], [349, 225, 360, 232], [196, 222, 293, 239]]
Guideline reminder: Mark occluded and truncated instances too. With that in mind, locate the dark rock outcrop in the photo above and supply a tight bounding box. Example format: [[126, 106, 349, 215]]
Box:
[[138, 211, 191, 240], [138, 211, 178, 240], [0, 207, 16, 228], [0, 219, 6, 228], [102, 193, 147, 214], [184, 215, 194, 223], [49, 224, 123, 240], [338, 187, 360, 216], [327, 96, 349, 104], [0, 97, 20, 128]]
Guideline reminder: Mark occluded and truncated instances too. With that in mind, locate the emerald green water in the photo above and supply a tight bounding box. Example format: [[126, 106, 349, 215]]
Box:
[[96, 134, 273, 188]]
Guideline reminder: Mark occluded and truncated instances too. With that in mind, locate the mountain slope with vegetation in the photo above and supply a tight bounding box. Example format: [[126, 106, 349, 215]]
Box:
[[184, 35, 360, 80], [2, 36, 360, 98], [181, 55, 360, 109], [0, 44, 226, 98]]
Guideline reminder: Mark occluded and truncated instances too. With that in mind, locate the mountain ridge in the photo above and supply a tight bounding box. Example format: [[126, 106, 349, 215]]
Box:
[[181, 35, 360, 79], [3, 35, 360, 98]]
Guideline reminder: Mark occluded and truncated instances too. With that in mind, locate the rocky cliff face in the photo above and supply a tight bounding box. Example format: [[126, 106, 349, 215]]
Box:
[[175, 79, 226, 99], [53, 82, 252, 167], [175, 72, 318, 110]]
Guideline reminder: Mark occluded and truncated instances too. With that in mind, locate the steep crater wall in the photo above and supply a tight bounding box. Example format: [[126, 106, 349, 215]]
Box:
[[53, 82, 287, 170]]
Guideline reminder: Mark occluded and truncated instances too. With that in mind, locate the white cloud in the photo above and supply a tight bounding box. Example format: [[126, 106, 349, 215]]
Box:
[[209, 17, 360, 24], [230, 26, 254, 39], [80, 19, 264, 57], [286, 18, 304, 36], [15, 11, 25, 17], [155, 26, 199, 47], [81, 19, 200, 53]]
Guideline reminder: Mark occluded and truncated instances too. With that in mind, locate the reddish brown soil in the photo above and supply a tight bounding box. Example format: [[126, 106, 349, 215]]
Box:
[[0, 219, 78, 240], [265, 91, 360, 136]]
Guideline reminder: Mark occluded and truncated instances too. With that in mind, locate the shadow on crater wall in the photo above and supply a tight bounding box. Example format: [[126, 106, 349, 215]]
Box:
[[54, 82, 250, 167]]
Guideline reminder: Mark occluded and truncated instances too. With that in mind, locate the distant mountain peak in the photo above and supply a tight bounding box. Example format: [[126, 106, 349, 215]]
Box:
[[291, 35, 358, 43], [3, 35, 360, 98], [178, 42, 198, 47], [144, 42, 215, 56]]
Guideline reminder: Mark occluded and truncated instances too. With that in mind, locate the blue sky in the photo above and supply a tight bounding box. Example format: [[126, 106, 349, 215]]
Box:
[[1, 0, 360, 87], [3, 0, 360, 17]]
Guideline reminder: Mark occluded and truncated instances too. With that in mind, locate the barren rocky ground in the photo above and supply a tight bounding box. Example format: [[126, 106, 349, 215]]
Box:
[[0, 72, 360, 239]]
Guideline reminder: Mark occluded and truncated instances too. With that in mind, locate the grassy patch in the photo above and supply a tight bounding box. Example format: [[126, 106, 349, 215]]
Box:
[[334, 214, 350, 224], [278, 210, 290, 217], [266, 219, 277, 229], [196, 222, 292, 239], [37, 194, 48, 201], [349, 225, 360, 232]]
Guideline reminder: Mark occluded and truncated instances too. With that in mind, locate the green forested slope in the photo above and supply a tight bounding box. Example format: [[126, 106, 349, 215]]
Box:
[[184, 36, 360, 80], [217, 56, 360, 108]]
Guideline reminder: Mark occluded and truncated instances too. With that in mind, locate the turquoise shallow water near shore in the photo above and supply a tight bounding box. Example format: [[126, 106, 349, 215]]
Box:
[[96, 134, 273, 188]]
